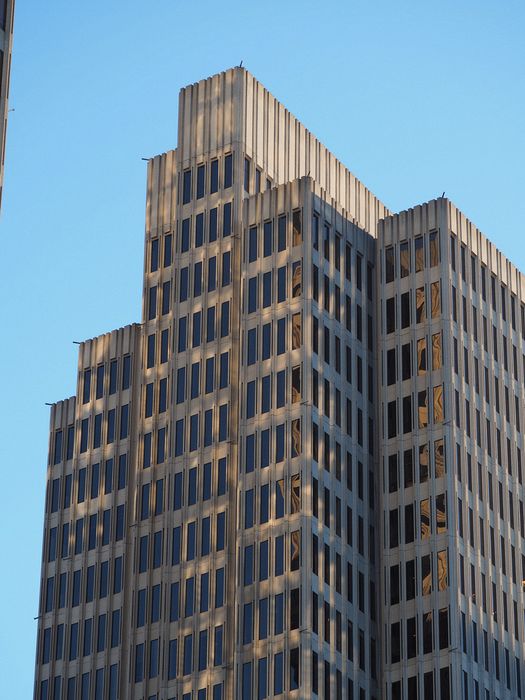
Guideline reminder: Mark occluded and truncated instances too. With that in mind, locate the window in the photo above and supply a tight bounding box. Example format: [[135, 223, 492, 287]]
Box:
[[400, 241, 410, 276], [222, 251, 231, 286], [122, 355, 131, 389], [263, 221, 272, 256], [278, 215, 287, 251], [196, 164, 205, 199], [214, 625, 223, 665], [292, 210, 302, 245], [416, 286, 425, 322], [223, 202, 232, 236], [385, 246, 395, 282], [415, 236, 424, 271], [182, 169, 192, 204], [224, 154, 233, 188]]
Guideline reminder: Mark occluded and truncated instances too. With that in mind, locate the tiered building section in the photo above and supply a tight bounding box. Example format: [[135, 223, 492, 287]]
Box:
[[34, 67, 525, 700]]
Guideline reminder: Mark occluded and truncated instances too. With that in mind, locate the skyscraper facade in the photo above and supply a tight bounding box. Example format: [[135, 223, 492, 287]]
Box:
[[0, 0, 14, 209], [34, 67, 525, 700]]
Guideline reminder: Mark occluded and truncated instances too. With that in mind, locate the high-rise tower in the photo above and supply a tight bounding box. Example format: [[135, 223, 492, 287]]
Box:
[[0, 0, 14, 209], [34, 67, 525, 700]]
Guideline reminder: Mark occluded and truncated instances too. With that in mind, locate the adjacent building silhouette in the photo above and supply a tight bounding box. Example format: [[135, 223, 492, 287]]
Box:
[[34, 67, 525, 700], [0, 0, 14, 209]]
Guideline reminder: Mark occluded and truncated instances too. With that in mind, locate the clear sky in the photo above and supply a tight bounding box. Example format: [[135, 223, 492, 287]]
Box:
[[1, 0, 524, 695]]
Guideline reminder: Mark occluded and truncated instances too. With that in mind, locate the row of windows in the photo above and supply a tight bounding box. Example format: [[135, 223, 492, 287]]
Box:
[[170, 459, 228, 509], [314, 375, 371, 442], [39, 663, 120, 700], [245, 211, 302, 262], [388, 494, 448, 548], [390, 606, 449, 663], [313, 361, 373, 417], [42, 609, 121, 665], [149, 303, 229, 359], [313, 329, 373, 403], [387, 439, 446, 494], [141, 518, 222, 572], [385, 281, 441, 334], [456, 447, 525, 526], [453, 342, 524, 435], [313, 421, 369, 489], [453, 390, 520, 466], [243, 156, 272, 195], [173, 304, 230, 353], [174, 354, 229, 407], [389, 667, 451, 700], [147, 568, 225, 624], [43, 555, 123, 614], [311, 594, 375, 662], [49, 455, 127, 513], [244, 315, 301, 367], [138, 627, 225, 681], [149, 232, 172, 271], [386, 386, 444, 439], [312, 480, 370, 552], [182, 154, 233, 205], [244, 370, 301, 418], [312, 536, 375, 600], [312, 283, 373, 352], [388, 550, 448, 605], [385, 333, 443, 387], [77, 405, 129, 453], [312, 651, 376, 699], [242, 476, 300, 528], [48, 504, 125, 562], [81, 356, 131, 406], [148, 252, 231, 320], [242, 532, 301, 583], [243, 268, 302, 315], [458, 502, 525, 588], [180, 206, 232, 252], [312, 215, 373, 303], [313, 445, 369, 502], [451, 286, 525, 380], [145, 328, 170, 368], [241, 591, 301, 643], [240, 648, 300, 698], [242, 421, 318, 474], [136, 513, 226, 572], [454, 332, 524, 401], [144, 314, 227, 385], [384, 230, 440, 283], [459, 657, 522, 700], [52, 425, 75, 465], [451, 233, 525, 341], [171, 404, 229, 454], [458, 555, 524, 640]]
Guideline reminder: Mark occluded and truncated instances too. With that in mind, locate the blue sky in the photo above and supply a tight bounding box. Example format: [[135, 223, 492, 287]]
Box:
[[1, 0, 524, 695]]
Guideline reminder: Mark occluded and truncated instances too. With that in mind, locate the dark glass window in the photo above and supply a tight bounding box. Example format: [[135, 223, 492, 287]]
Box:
[[182, 169, 192, 204], [196, 164, 205, 199], [122, 355, 131, 390], [209, 207, 218, 241], [210, 159, 219, 193], [224, 154, 233, 188], [223, 202, 232, 237], [164, 233, 172, 267]]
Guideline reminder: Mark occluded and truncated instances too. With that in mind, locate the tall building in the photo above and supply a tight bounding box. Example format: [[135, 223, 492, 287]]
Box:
[[34, 67, 525, 700], [0, 0, 14, 209]]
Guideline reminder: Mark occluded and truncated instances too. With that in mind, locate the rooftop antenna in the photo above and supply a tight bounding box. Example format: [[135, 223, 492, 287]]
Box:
[[239, 60, 243, 68], [441, 191, 445, 198]]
